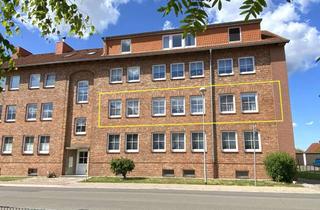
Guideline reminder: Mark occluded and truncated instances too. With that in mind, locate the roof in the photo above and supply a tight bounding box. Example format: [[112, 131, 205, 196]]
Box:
[[11, 31, 289, 68], [306, 142, 320, 153]]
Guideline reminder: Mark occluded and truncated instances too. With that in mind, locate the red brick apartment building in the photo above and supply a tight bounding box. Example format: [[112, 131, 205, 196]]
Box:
[[0, 19, 295, 179]]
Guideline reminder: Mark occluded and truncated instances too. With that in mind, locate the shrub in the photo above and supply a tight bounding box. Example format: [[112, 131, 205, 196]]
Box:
[[264, 152, 297, 183], [110, 158, 135, 179]]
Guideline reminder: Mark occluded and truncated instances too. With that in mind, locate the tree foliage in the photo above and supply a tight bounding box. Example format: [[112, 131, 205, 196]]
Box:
[[110, 158, 135, 179], [0, 0, 94, 82]]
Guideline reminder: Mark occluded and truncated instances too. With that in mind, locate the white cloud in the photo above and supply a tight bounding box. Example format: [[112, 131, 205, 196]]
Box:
[[293, 122, 298, 128], [206, 0, 320, 74], [305, 121, 314, 126], [163, 20, 175, 30]]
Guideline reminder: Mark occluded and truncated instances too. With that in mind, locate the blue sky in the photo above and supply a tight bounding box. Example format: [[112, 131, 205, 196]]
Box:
[[7, 0, 320, 150]]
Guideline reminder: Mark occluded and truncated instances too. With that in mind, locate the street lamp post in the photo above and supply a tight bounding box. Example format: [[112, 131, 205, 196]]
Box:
[[253, 124, 257, 186], [200, 87, 207, 184]]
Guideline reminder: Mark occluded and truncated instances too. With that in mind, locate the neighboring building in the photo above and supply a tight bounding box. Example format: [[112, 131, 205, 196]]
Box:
[[296, 141, 320, 166], [0, 19, 295, 179], [306, 141, 320, 153]]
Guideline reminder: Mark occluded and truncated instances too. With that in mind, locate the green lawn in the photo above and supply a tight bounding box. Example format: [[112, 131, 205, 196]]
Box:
[[84, 177, 301, 187], [298, 171, 320, 180], [0, 176, 27, 181]]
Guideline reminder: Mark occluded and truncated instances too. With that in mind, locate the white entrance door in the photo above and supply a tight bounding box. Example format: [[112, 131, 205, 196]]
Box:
[[76, 150, 88, 175]]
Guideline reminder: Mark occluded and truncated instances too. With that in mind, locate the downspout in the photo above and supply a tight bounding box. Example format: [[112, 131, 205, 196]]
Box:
[[209, 49, 215, 164]]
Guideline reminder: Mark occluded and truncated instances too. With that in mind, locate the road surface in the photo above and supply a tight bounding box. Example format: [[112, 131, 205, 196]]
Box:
[[0, 186, 319, 210]]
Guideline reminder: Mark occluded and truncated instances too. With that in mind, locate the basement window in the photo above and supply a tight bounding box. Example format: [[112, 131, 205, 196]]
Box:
[[28, 168, 38, 176], [235, 170, 249, 179], [229, 27, 241, 42], [183, 169, 195, 178], [162, 169, 174, 177]]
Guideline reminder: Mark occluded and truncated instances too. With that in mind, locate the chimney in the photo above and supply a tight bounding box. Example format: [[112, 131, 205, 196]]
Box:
[[55, 38, 74, 54], [12, 47, 32, 59]]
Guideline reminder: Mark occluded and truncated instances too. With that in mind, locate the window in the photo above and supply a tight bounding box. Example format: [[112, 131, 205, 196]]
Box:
[[171, 97, 185, 115], [163, 34, 196, 49], [162, 169, 174, 177], [0, 105, 2, 121], [2, 137, 13, 154], [29, 74, 40, 89], [127, 67, 140, 82], [221, 131, 238, 152], [183, 169, 195, 177], [189, 61, 204, 78], [190, 96, 204, 115], [218, 59, 233, 75], [185, 34, 195, 47], [152, 98, 166, 116], [6, 105, 16, 122], [23, 136, 34, 154], [170, 63, 184, 79], [241, 93, 258, 113], [191, 132, 205, 152], [126, 99, 139, 117], [229, 28, 241, 42], [121, 39, 131, 53], [10, 75, 20, 90], [171, 132, 185, 152], [220, 95, 235, 114], [77, 80, 89, 103], [152, 133, 165, 152], [236, 170, 249, 179], [44, 73, 56, 88], [26, 103, 37, 121], [38, 136, 50, 154], [126, 134, 138, 152], [110, 68, 123, 83], [152, 64, 166, 80], [41, 103, 53, 120], [109, 100, 122, 118], [75, 118, 86, 135], [0, 77, 6, 91], [244, 131, 261, 152], [239, 57, 255, 74], [108, 134, 120, 153]]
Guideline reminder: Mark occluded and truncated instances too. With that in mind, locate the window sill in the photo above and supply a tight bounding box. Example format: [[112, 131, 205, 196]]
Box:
[[192, 150, 205, 153], [242, 111, 259, 114], [171, 150, 186, 153], [245, 150, 262, 153], [75, 133, 86, 136], [41, 119, 52, 121], [171, 77, 185, 80], [126, 115, 140, 118], [127, 80, 140, 83], [240, 71, 256, 75], [110, 81, 123, 84], [9, 88, 19, 91], [44, 86, 55, 89], [218, 73, 234, 77], [152, 150, 166, 153], [26, 119, 37, 122], [171, 113, 185, 116], [152, 78, 166, 81], [76, 101, 88, 104], [152, 114, 166, 117], [125, 150, 139, 153], [29, 87, 40, 90], [1, 152, 12, 155], [191, 113, 205, 116], [38, 152, 50, 155], [222, 150, 239, 153], [109, 116, 121, 119], [220, 112, 236, 115], [190, 75, 204, 79], [5, 120, 16, 123], [107, 150, 120, 154], [23, 152, 34, 155]]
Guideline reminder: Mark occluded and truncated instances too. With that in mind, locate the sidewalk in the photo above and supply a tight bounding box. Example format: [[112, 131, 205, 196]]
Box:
[[1, 176, 319, 194]]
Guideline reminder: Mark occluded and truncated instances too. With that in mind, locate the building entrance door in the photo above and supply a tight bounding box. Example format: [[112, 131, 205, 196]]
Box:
[[76, 150, 88, 175]]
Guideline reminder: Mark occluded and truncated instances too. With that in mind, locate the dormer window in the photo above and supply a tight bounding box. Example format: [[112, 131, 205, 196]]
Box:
[[229, 28, 241, 42], [163, 33, 196, 49], [121, 39, 131, 53]]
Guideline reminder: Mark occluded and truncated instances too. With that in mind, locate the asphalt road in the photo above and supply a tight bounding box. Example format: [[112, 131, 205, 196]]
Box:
[[0, 186, 319, 210]]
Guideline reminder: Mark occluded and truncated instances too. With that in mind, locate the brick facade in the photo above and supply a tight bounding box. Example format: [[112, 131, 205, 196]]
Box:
[[0, 19, 295, 179]]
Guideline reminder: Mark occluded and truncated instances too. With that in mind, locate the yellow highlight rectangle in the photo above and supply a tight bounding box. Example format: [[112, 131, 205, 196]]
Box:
[[98, 80, 284, 128]]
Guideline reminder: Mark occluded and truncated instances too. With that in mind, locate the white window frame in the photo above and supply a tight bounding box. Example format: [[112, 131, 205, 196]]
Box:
[[0, 77, 6, 91], [109, 99, 122, 118], [38, 136, 50, 154], [185, 33, 196, 47], [41, 103, 53, 121], [26, 103, 37, 121], [29, 74, 41, 89], [238, 56, 255, 74], [6, 105, 16, 122], [110, 68, 123, 84], [23, 136, 34, 154], [126, 99, 140, 118], [162, 33, 196, 49], [121, 39, 131, 54], [244, 131, 262, 152], [2, 136, 13, 154], [219, 94, 236, 114], [189, 61, 204, 78], [76, 80, 89, 104], [125, 133, 139, 153], [241, 93, 259, 113], [152, 97, 166, 117], [152, 133, 166, 152], [127, 66, 140, 83], [228, 27, 242, 43], [191, 131, 206, 152], [221, 131, 238, 152], [217, 58, 234, 76], [75, 117, 87, 135], [171, 96, 185, 116], [0, 104, 2, 122], [171, 132, 186, 152], [107, 134, 120, 153], [152, 64, 166, 81], [190, 95, 205, 115], [44, 73, 56, 88], [170, 63, 185, 80], [9, 75, 20, 90]]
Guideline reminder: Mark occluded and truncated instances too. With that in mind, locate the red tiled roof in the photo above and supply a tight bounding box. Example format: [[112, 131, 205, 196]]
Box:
[[306, 142, 320, 153]]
